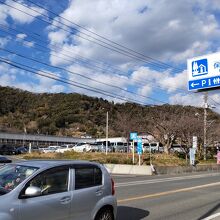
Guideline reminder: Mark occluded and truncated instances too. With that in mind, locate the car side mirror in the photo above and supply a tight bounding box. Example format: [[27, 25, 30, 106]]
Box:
[[25, 186, 41, 197]]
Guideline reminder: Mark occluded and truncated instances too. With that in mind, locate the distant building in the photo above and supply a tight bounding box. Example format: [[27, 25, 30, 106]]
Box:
[[0, 132, 95, 147]]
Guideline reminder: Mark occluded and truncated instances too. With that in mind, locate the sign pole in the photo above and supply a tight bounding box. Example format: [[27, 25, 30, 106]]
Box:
[[204, 92, 208, 160], [137, 137, 142, 166], [132, 140, 135, 164], [130, 132, 138, 165], [29, 142, 32, 154]]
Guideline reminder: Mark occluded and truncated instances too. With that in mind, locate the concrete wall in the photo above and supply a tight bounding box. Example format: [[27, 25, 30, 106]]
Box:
[[105, 164, 220, 176], [105, 164, 152, 175], [154, 164, 220, 175]]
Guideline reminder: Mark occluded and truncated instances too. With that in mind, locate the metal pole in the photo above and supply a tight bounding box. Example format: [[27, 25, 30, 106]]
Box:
[[106, 111, 108, 155], [132, 140, 135, 164], [204, 92, 208, 160]]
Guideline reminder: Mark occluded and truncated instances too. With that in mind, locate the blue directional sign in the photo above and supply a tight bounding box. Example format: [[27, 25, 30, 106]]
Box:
[[137, 138, 142, 155], [187, 52, 220, 91], [130, 132, 137, 140], [188, 76, 220, 91]]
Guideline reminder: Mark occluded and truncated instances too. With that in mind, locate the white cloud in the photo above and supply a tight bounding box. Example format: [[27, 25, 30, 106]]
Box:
[[0, 0, 47, 24], [48, 0, 220, 68], [48, 30, 68, 46], [16, 33, 27, 40], [45, 0, 220, 106], [137, 85, 152, 96], [0, 36, 10, 47], [130, 66, 187, 94], [33, 70, 65, 93], [0, 63, 65, 93], [67, 64, 129, 96], [15, 33, 34, 48], [23, 41, 34, 48], [172, 41, 211, 63], [158, 70, 188, 93], [0, 73, 15, 86], [131, 66, 161, 83], [169, 92, 220, 114], [0, 4, 8, 25], [169, 93, 203, 107]]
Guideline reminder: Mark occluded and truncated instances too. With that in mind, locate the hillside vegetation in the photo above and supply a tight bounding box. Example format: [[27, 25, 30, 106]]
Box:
[[0, 86, 220, 155]]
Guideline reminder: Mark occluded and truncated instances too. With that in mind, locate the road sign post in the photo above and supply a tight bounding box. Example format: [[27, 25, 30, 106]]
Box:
[[188, 52, 220, 160], [130, 132, 137, 164], [137, 138, 142, 166]]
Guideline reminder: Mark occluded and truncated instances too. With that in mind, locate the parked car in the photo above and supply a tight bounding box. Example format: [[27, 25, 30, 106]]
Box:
[[55, 144, 74, 153], [0, 160, 117, 220], [73, 143, 92, 152], [143, 142, 164, 153], [115, 143, 128, 153], [0, 156, 12, 163], [30, 146, 40, 153], [0, 145, 17, 155], [16, 146, 28, 154], [39, 146, 59, 153], [89, 143, 102, 152]]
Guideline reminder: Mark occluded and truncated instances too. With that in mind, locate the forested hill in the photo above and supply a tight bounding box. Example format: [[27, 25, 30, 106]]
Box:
[[0, 86, 219, 141]]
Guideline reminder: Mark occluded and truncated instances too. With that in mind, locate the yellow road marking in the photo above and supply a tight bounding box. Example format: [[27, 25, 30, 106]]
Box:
[[118, 182, 220, 203]]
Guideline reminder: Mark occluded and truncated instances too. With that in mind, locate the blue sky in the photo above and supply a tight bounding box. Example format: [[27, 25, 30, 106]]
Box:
[[1, 0, 220, 110]]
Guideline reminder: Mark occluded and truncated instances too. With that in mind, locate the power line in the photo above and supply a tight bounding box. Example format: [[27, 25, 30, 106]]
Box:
[[0, 57, 157, 105], [0, 0, 192, 101], [25, 0, 184, 73], [0, 25, 187, 95], [209, 97, 220, 107], [0, 24, 130, 79], [0, 28, 168, 105], [3, 0, 184, 73], [0, 46, 167, 104]]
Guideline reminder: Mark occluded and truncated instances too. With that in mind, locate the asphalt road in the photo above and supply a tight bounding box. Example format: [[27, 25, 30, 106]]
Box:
[[113, 172, 220, 220]]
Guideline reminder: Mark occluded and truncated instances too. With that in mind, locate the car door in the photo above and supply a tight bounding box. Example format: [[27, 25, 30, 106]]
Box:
[[18, 166, 71, 220], [70, 165, 103, 220]]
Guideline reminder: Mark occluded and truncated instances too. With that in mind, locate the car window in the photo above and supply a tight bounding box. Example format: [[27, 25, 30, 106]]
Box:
[[23, 167, 69, 196], [0, 165, 38, 194], [75, 167, 102, 190]]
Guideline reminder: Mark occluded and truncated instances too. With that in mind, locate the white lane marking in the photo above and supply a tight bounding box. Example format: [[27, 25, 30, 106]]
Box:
[[118, 182, 220, 203], [202, 212, 220, 220], [115, 173, 220, 188]]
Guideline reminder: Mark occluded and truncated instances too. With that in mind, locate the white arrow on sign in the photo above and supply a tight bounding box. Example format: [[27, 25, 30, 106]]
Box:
[[191, 82, 200, 88]]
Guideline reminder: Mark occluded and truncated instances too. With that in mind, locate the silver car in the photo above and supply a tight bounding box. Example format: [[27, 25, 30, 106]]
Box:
[[0, 160, 117, 220]]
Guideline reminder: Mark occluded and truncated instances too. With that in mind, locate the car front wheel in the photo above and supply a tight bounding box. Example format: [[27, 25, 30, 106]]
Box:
[[95, 208, 114, 220]]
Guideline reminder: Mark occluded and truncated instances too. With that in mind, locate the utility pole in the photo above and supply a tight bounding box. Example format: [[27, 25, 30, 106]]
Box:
[[106, 111, 108, 155], [204, 92, 208, 160]]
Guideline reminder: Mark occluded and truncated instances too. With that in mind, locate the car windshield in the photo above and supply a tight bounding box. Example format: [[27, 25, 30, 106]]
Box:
[[0, 164, 38, 194]]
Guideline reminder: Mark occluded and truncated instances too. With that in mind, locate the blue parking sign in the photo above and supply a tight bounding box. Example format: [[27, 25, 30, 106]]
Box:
[[130, 132, 137, 140]]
